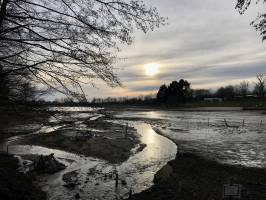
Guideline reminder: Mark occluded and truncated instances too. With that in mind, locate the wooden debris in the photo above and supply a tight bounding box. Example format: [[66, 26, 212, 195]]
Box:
[[33, 153, 65, 174]]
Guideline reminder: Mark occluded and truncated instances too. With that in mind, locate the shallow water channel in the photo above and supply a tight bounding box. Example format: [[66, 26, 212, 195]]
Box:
[[3, 108, 264, 199], [117, 110, 266, 168], [1, 111, 177, 200]]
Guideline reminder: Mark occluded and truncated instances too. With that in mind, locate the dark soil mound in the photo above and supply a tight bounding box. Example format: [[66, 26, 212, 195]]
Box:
[[0, 153, 46, 200]]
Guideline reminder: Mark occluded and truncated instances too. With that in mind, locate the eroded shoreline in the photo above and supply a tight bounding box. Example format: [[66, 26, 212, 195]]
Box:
[[12, 117, 141, 164], [1, 108, 177, 200], [1, 107, 266, 200], [130, 152, 266, 200], [129, 127, 266, 200]]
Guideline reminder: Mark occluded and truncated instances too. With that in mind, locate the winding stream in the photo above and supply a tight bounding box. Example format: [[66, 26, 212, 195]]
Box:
[[3, 108, 263, 199], [0, 111, 177, 200], [117, 110, 266, 168]]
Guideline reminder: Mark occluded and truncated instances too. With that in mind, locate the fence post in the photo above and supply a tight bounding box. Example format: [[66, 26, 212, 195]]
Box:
[[125, 123, 128, 137], [115, 173, 119, 188], [224, 119, 229, 127], [129, 188, 132, 199]]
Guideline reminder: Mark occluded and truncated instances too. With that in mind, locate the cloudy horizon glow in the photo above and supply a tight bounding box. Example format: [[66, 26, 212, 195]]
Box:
[[51, 0, 266, 100]]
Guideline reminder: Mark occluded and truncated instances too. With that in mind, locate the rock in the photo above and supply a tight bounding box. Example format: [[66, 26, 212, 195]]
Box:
[[137, 143, 147, 152], [154, 164, 173, 183], [63, 170, 80, 188]]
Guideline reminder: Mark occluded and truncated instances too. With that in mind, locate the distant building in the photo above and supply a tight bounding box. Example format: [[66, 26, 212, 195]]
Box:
[[203, 97, 223, 102]]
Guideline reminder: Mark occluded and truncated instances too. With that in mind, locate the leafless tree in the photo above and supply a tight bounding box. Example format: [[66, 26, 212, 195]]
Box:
[[236, 0, 266, 41], [254, 74, 266, 97], [239, 81, 249, 97], [0, 0, 165, 101]]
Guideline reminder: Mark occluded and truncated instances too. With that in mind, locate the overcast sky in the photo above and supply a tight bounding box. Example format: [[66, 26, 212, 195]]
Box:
[[55, 0, 266, 100]]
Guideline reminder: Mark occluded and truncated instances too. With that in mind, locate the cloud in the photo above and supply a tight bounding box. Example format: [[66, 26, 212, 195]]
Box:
[[130, 85, 161, 92], [47, 0, 266, 100]]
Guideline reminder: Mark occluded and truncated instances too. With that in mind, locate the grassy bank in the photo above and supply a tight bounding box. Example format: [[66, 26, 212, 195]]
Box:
[[102, 99, 266, 112], [130, 153, 266, 200], [180, 98, 266, 109], [0, 153, 46, 200]]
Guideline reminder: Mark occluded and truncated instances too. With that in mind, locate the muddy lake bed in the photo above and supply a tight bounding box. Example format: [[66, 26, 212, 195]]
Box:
[[0, 107, 266, 199]]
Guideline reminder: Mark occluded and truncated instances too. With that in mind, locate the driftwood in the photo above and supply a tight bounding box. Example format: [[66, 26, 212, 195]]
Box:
[[224, 119, 240, 128], [33, 153, 65, 174]]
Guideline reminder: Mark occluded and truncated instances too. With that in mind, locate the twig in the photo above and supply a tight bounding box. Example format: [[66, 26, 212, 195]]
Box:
[[224, 118, 229, 127]]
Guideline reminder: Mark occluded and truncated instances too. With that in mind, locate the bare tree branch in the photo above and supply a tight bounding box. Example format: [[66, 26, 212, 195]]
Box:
[[0, 0, 165, 101]]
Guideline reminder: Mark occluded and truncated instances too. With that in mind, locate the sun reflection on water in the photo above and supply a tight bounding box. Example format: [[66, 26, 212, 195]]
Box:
[[146, 128, 155, 144], [147, 111, 160, 119]]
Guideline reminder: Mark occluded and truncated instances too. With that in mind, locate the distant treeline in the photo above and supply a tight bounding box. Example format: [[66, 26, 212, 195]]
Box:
[[6, 74, 265, 107], [27, 75, 264, 108], [89, 74, 266, 106]]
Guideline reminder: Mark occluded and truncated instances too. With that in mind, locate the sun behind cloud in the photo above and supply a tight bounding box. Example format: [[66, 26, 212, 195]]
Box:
[[144, 63, 160, 76]]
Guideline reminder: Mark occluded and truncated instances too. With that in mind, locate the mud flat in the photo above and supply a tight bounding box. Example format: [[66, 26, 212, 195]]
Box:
[[6, 107, 265, 199], [0, 107, 145, 200], [1, 109, 177, 200], [0, 153, 46, 200], [130, 153, 266, 200], [0, 106, 49, 140], [113, 110, 266, 199], [0, 106, 50, 200], [13, 118, 141, 164]]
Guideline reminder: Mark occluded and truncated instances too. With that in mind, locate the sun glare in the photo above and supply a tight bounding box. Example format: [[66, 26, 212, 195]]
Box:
[[144, 63, 160, 76]]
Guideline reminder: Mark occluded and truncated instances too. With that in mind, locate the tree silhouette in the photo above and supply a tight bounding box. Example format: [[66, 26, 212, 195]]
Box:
[[255, 74, 266, 97], [157, 84, 168, 103], [156, 79, 191, 104], [215, 85, 236, 99], [236, 0, 266, 40], [0, 0, 165, 101], [178, 79, 190, 103], [238, 81, 249, 97]]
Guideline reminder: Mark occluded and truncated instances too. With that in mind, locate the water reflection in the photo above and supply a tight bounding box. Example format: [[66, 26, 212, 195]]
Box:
[[147, 111, 161, 119], [141, 126, 155, 144], [117, 122, 176, 194], [48, 106, 103, 112], [2, 120, 177, 200], [118, 110, 266, 168]]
